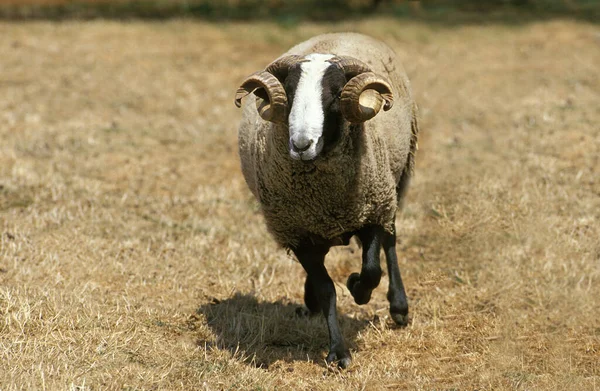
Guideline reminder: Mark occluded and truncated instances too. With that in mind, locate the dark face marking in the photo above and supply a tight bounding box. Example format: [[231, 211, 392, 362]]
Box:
[[319, 65, 347, 155], [283, 63, 303, 109], [282, 54, 349, 161]]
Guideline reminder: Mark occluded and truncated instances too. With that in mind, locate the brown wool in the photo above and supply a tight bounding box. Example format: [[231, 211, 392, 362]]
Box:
[[238, 33, 420, 248]]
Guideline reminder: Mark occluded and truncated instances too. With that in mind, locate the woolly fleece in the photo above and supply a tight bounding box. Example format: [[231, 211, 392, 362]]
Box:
[[237, 33, 419, 248]]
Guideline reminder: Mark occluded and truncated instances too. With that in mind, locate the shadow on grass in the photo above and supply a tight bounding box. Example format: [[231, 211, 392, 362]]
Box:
[[197, 292, 369, 369]]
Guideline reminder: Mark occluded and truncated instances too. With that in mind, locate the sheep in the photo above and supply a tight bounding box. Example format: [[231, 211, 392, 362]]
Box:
[[234, 32, 419, 368]]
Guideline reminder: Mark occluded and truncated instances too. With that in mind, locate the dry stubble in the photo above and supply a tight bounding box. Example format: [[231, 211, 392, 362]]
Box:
[[0, 18, 599, 390]]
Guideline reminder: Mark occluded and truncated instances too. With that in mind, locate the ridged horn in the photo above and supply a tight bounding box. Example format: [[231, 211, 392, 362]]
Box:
[[329, 56, 394, 123], [329, 55, 372, 79], [234, 55, 305, 124], [339, 72, 394, 123], [266, 55, 306, 81], [234, 71, 288, 123]]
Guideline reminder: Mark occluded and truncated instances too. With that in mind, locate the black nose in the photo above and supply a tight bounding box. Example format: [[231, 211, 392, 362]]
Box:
[[292, 138, 312, 152]]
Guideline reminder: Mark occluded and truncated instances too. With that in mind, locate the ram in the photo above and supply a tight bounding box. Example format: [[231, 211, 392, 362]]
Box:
[[234, 33, 419, 368]]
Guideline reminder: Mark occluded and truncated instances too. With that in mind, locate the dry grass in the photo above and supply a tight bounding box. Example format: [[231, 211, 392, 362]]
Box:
[[1, 17, 599, 390]]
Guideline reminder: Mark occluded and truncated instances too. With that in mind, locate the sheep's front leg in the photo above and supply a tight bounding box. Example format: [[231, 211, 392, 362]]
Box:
[[294, 245, 351, 369], [295, 274, 322, 317], [347, 225, 383, 305], [383, 225, 409, 325], [303, 274, 321, 314]]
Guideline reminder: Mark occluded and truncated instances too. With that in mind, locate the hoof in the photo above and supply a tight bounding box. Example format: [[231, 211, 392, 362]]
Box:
[[346, 272, 360, 291], [346, 273, 371, 305], [326, 350, 352, 369], [338, 357, 352, 369], [390, 311, 409, 326], [388, 292, 409, 326]]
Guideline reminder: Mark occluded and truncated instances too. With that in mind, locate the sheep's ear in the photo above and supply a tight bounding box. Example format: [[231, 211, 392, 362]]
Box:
[[235, 71, 289, 124], [340, 72, 394, 123]]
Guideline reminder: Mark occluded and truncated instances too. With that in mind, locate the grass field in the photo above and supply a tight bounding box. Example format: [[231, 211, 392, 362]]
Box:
[[1, 16, 599, 390]]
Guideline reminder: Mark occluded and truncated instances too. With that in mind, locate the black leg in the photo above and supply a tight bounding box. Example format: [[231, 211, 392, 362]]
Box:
[[347, 225, 383, 305], [383, 225, 409, 325], [294, 244, 351, 369], [303, 274, 321, 314]]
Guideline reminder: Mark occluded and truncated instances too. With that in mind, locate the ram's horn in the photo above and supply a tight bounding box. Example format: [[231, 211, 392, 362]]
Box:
[[329, 56, 394, 123], [265, 55, 306, 81], [339, 72, 394, 124], [328, 55, 372, 79], [235, 71, 288, 124], [234, 55, 305, 123]]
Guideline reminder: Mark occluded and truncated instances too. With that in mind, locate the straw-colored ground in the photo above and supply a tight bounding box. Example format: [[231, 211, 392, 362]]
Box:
[[1, 17, 599, 390]]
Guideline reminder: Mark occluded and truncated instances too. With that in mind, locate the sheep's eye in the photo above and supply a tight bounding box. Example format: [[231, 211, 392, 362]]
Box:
[[335, 90, 342, 100]]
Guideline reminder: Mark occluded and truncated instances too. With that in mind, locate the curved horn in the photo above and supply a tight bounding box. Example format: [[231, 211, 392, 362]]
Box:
[[234, 71, 288, 123], [339, 72, 394, 124], [328, 55, 372, 79], [329, 56, 394, 123], [234, 55, 305, 124], [265, 54, 305, 81]]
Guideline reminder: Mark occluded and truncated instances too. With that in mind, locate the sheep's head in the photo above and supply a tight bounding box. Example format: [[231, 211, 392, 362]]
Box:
[[235, 54, 394, 161]]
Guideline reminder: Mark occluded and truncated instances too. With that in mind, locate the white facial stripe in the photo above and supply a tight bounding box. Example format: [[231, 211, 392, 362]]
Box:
[[288, 54, 334, 160]]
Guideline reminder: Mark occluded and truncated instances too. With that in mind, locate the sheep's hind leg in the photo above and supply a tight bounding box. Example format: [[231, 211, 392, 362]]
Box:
[[347, 225, 383, 305], [294, 244, 351, 369], [383, 225, 409, 325]]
